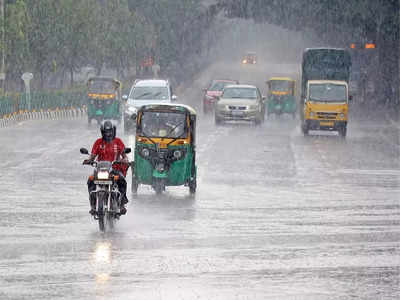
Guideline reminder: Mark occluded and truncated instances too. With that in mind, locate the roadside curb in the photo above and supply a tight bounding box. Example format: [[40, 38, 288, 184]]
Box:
[[0, 107, 87, 129]]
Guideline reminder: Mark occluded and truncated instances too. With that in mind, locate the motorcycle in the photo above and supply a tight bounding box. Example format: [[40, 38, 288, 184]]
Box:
[[80, 147, 131, 232]]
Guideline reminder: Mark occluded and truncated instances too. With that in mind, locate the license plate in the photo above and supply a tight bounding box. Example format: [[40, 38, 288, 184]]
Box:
[[320, 121, 334, 126], [94, 180, 112, 185], [232, 111, 244, 116]]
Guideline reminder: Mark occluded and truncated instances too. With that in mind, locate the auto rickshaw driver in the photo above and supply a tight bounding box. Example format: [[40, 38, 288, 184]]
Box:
[[143, 112, 185, 138]]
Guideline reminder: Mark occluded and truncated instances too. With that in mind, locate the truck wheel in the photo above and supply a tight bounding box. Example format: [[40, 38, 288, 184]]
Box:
[[302, 123, 309, 136], [339, 125, 347, 138]]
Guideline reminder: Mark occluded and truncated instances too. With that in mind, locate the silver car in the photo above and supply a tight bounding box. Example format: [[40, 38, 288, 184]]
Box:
[[214, 84, 265, 125]]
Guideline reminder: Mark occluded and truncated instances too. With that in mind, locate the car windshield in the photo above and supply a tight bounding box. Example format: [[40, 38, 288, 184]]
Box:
[[309, 83, 347, 102], [209, 81, 236, 91], [141, 111, 187, 138], [87, 80, 116, 93], [222, 87, 257, 99], [269, 80, 291, 92], [130, 86, 169, 100]]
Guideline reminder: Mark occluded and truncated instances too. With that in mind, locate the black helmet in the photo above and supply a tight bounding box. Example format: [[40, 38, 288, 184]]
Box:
[[100, 120, 116, 142]]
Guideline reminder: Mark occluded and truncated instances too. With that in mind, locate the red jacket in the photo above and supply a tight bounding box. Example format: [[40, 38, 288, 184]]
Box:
[[91, 138, 128, 176]]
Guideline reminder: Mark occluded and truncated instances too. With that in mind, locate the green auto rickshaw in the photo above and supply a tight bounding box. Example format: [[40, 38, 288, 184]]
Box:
[[87, 77, 122, 125], [266, 77, 297, 118], [131, 103, 197, 195]]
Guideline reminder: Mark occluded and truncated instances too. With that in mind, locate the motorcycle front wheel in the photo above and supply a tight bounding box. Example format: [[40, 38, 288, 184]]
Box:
[[97, 195, 105, 232]]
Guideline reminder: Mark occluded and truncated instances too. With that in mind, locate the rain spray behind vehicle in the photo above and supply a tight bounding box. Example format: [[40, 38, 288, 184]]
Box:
[[300, 48, 352, 137]]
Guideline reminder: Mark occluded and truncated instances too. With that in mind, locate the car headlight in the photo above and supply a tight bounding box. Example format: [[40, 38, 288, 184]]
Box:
[[205, 94, 215, 100], [340, 113, 345, 118], [141, 148, 150, 157], [126, 106, 137, 114], [173, 150, 182, 159], [248, 105, 258, 110], [97, 171, 109, 180], [217, 104, 226, 111], [309, 111, 315, 117]]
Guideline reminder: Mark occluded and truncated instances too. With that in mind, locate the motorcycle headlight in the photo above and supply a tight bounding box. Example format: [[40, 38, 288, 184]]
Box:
[[173, 150, 182, 159], [97, 171, 109, 180], [309, 111, 315, 117], [141, 148, 150, 157]]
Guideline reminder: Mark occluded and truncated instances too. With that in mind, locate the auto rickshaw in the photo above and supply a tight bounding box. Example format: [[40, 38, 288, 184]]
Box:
[[131, 103, 197, 195], [86, 76, 122, 125], [266, 77, 297, 118]]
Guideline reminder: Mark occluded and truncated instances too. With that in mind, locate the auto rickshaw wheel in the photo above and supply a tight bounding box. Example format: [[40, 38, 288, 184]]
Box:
[[154, 184, 163, 195], [131, 177, 138, 194], [189, 177, 196, 194], [302, 123, 309, 136]]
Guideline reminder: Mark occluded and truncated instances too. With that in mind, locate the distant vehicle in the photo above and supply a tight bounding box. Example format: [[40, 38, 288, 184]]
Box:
[[242, 52, 257, 64], [202, 79, 239, 114], [122, 79, 177, 133], [300, 48, 352, 137], [86, 77, 121, 125], [214, 84, 265, 125], [266, 77, 297, 118]]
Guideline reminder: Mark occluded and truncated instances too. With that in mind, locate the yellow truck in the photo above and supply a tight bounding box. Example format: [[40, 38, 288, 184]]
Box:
[[300, 48, 352, 137]]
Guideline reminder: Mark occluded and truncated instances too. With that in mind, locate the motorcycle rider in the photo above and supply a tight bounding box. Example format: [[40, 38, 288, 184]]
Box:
[[83, 120, 129, 215]]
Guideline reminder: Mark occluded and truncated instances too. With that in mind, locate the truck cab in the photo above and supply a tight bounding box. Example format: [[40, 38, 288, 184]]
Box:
[[301, 80, 349, 137], [300, 48, 352, 137]]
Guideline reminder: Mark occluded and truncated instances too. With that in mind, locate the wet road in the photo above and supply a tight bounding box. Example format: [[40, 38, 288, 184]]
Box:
[[1, 62, 399, 299]]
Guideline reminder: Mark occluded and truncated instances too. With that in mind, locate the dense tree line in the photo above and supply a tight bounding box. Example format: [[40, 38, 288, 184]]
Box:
[[0, 0, 218, 92], [217, 0, 399, 106]]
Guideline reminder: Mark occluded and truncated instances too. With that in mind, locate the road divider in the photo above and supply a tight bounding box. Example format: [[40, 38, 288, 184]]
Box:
[[0, 107, 87, 128]]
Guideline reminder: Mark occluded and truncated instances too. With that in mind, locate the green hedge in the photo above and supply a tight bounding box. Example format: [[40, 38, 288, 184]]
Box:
[[0, 90, 86, 118]]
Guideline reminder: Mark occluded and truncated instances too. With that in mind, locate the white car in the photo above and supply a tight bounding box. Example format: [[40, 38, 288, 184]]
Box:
[[123, 79, 177, 132]]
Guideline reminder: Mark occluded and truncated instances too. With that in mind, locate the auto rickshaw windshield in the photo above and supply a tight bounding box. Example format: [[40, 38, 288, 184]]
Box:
[[269, 80, 291, 92], [88, 80, 117, 93], [141, 111, 187, 138]]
